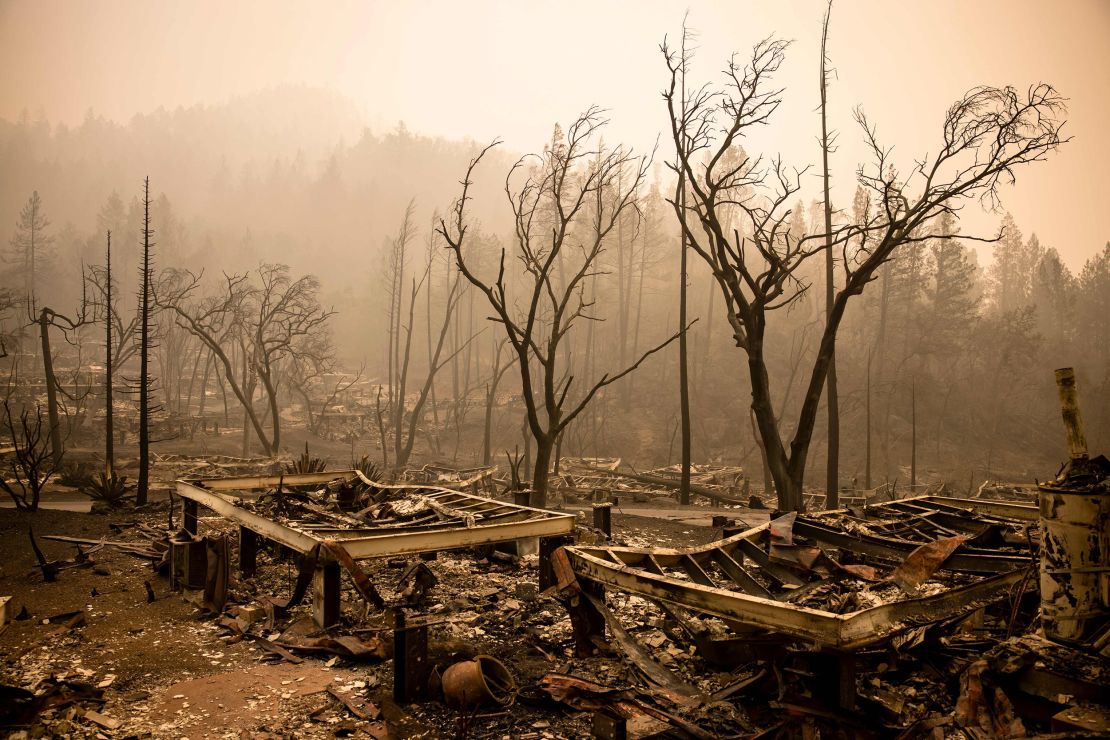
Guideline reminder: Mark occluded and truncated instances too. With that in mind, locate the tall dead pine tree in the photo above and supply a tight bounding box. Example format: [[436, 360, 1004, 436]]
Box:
[[136, 177, 154, 505]]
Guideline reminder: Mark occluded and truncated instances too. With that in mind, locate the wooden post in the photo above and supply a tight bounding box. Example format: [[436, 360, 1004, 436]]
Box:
[[183, 498, 199, 536], [313, 561, 341, 628], [539, 534, 574, 592], [239, 527, 258, 578]]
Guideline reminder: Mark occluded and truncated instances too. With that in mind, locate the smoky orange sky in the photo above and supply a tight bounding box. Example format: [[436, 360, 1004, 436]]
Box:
[[1, 0, 1107, 269]]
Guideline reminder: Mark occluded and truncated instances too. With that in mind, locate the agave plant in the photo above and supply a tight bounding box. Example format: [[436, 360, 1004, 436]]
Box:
[[284, 441, 327, 475], [56, 460, 96, 489], [80, 470, 132, 507], [352, 455, 380, 482]]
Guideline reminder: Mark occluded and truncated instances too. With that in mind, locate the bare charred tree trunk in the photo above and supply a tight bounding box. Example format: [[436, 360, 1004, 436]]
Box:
[[865, 348, 872, 488], [385, 202, 415, 457], [820, 2, 839, 508], [911, 376, 917, 489], [38, 308, 63, 467], [104, 231, 115, 476], [240, 344, 251, 457], [425, 228, 441, 443], [482, 339, 514, 466], [392, 257, 464, 470], [198, 352, 212, 420], [874, 263, 892, 478], [137, 177, 154, 504], [677, 24, 693, 506], [628, 213, 650, 401]]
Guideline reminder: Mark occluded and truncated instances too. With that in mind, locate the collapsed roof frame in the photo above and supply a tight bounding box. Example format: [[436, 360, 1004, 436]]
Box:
[[565, 496, 1037, 650], [175, 470, 576, 626]]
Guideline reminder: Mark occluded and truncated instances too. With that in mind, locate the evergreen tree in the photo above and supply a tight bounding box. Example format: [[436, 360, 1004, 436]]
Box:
[[1031, 246, 1075, 348], [7, 191, 55, 301], [926, 211, 979, 357], [988, 213, 1025, 313]]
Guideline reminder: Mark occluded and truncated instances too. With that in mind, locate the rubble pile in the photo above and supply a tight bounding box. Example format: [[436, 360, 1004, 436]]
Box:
[[2, 431, 1109, 736], [549, 457, 751, 507]]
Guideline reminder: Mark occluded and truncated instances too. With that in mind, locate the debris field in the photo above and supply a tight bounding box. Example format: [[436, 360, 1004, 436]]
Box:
[[2, 451, 1108, 739]]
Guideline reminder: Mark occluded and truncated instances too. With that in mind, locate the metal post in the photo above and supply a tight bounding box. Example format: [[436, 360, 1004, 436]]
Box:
[[393, 611, 429, 704], [313, 561, 341, 628], [592, 503, 612, 539], [592, 708, 628, 740]]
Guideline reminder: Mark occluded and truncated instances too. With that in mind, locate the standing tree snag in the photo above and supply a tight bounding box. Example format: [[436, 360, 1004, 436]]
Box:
[[250, 264, 334, 453], [440, 110, 686, 507], [158, 263, 333, 457], [136, 177, 156, 504], [819, 1, 840, 508], [30, 282, 92, 468], [102, 230, 117, 477], [662, 37, 1066, 511]]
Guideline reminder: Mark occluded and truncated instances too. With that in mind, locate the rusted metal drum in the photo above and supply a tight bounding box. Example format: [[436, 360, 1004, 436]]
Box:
[[1038, 481, 1110, 641], [1039, 368, 1110, 642], [441, 655, 515, 709]]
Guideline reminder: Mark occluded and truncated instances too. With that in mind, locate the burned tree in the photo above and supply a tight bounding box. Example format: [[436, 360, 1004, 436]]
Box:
[[390, 253, 465, 470], [0, 398, 61, 512], [376, 205, 468, 470], [287, 331, 363, 437], [136, 176, 155, 505], [663, 38, 1066, 511], [32, 294, 91, 468], [89, 234, 141, 455], [441, 111, 684, 506], [158, 263, 333, 456], [482, 338, 516, 466], [819, 2, 840, 507], [104, 230, 116, 477]]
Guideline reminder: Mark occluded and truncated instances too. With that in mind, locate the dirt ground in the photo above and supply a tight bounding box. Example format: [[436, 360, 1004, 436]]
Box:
[[1, 460, 740, 739]]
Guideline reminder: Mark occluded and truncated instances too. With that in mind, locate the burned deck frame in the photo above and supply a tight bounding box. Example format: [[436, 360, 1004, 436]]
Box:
[[175, 470, 576, 626], [566, 496, 1037, 650]]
